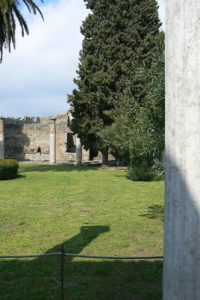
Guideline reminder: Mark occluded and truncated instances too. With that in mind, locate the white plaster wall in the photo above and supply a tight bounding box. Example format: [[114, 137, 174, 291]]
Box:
[[164, 0, 200, 299]]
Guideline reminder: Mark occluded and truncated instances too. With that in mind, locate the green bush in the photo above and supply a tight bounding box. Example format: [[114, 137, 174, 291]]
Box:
[[128, 161, 154, 181], [0, 159, 19, 180], [152, 159, 165, 177]]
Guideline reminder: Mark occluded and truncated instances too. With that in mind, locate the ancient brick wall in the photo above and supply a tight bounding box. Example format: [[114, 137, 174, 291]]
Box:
[[4, 117, 50, 161], [3, 113, 90, 162]]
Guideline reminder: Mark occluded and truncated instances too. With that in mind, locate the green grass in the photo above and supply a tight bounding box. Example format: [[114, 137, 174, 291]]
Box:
[[0, 164, 164, 299]]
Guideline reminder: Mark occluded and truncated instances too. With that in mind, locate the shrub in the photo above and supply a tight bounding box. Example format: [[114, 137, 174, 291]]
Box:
[[0, 159, 19, 180], [128, 161, 154, 181], [152, 159, 165, 178]]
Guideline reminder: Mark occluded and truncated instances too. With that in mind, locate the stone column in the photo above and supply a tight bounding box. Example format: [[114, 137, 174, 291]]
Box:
[[76, 136, 82, 165], [101, 151, 108, 166], [0, 119, 4, 159], [164, 1, 200, 299], [49, 118, 56, 164]]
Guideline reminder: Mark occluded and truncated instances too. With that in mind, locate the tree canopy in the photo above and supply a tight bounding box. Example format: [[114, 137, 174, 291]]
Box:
[[0, 0, 43, 62], [68, 0, 162, 160], [101, 33, 165, 166]]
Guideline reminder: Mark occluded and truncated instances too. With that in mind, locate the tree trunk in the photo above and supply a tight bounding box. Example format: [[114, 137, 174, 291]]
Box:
[[102, 151, 108, 166]]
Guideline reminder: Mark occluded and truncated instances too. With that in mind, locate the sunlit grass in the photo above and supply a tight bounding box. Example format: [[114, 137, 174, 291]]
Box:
[[0, 164, 164, 299]]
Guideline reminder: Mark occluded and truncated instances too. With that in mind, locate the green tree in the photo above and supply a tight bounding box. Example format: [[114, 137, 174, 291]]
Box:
[[0, 0, 43, 62], [101, 32, 165, 168], [68, 0, 161, 163]]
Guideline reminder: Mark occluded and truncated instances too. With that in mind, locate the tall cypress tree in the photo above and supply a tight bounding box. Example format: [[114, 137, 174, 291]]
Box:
[[68, 0, 161, 160], [101, 32, 165, 167]]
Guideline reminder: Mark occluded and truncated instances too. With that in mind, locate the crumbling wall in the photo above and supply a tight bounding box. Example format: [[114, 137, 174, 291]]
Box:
[[3, 113, 90, 162], [4, 117, 50, 161], [55, 114, 76, 162]]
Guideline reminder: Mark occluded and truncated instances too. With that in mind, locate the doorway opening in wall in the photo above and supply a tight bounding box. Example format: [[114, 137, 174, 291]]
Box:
[[66, 133, 76, 153]]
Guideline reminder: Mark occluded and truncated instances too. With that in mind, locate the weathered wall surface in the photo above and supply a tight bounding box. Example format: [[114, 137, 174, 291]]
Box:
[[4, 117, 50, 161], [164, 0, 200, 299], [3, 113, 90, 162]]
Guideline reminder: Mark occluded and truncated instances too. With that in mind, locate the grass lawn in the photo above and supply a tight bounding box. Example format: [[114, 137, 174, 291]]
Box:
[[0, 164, 164, 300]]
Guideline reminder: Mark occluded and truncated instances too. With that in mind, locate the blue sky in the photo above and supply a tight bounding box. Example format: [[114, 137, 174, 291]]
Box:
[[0, 0, 165, 118]]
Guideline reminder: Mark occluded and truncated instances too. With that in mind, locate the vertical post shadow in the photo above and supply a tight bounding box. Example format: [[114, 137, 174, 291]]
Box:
[[60, 226, 110, 261], [0, 225, 162, 299]]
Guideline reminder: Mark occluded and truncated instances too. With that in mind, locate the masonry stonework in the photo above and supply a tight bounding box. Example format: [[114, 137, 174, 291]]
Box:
[[2, 113, 90, 163], [49, 118, 56, 164]]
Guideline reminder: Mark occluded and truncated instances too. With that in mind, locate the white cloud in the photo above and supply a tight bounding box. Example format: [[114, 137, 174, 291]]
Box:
[[0, 0, 88, 117], [0, 0, 165, 118]]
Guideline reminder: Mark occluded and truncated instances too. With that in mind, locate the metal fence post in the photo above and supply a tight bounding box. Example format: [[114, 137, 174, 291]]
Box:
[[0, 251, 163, 300]]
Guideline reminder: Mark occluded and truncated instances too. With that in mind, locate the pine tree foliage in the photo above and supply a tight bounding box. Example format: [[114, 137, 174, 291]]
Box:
[[101, 32, 165, 166], [0, 0, 43, 62], [68, 0, 161, 154]]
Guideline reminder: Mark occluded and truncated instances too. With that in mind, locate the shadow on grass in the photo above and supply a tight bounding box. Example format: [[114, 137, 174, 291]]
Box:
[[125, 176, 164, 183], [19, 164, 100, 174], [140, 205, 164, 222], [113, 172, 164, 183], [0, 226, 162, 300], [16, 174, 26, 180], [0, 174, 26, 181]]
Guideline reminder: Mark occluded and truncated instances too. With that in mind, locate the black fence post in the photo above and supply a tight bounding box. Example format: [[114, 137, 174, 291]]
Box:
[[61, 244, 64, 300]]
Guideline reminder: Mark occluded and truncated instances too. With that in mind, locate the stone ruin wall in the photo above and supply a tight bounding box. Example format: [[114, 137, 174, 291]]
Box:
[[4, 117, 49, 161], [3, 113, 90, 162]]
